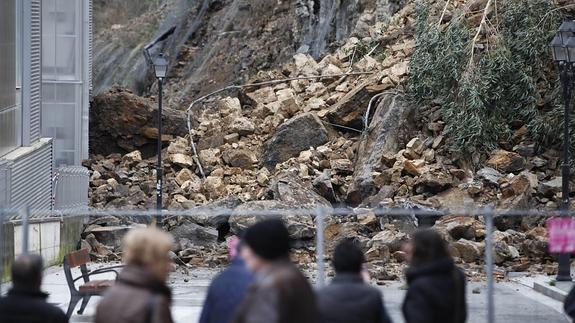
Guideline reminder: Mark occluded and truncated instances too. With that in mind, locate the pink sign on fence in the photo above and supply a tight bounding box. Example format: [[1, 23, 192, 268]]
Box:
[[547, 218, 575, 254]]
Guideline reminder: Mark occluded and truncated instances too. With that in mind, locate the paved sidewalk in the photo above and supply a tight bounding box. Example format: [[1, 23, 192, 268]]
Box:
[[4, 265, 572, 323], [513, 274, 574, 302]]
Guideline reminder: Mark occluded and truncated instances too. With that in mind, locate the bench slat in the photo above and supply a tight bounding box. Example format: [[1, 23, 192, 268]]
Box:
[[67, 248, 91, 267]]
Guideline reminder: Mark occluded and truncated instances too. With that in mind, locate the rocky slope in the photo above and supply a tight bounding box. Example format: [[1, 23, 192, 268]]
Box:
[[85, 0, 575, 278]]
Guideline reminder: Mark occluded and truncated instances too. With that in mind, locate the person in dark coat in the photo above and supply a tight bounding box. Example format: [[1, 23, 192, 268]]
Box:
[[233, 219, 318, 323], [200, 236, 254, 323], [564, 285, 575, 319], [0, 254, 68, 323], [317, 239, 393, 323], [96, 227, 175, 323], [402, 229, 467, 323]]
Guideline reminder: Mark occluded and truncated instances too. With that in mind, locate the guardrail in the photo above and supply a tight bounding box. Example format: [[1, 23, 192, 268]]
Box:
[[1, 206, 573, 322]]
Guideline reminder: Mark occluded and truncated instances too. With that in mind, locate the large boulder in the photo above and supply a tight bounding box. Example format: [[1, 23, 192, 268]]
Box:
[[261, 113, 329, 169], [347, 94, 413, 204], [368, 228, 409, 253], [229, 200, 315, 240], [326, 80, 388, 130], [271, 171, 331, 209], [168, 222, 219, 246], [451, 239, 483, 263], [90, 88, 188, 156]]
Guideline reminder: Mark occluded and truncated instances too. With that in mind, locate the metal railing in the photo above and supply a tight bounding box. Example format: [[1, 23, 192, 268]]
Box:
[[1, 205, 573, 322]]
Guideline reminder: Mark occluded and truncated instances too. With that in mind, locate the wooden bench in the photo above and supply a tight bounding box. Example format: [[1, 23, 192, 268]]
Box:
[[63, 248, 123, 317]]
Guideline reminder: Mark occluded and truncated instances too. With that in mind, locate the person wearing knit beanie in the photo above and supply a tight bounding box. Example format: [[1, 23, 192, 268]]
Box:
[[234, 219, 319, 323], [241, 218, 290, 269]]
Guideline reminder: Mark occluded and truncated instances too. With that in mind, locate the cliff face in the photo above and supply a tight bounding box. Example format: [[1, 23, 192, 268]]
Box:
[[93, 0, 404, 102]]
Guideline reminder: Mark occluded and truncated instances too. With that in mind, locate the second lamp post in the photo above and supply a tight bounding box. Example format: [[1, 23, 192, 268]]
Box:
[[550, 16, 575, 282]]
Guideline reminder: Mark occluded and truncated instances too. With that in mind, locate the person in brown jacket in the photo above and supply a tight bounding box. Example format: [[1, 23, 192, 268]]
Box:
[[95, 227, 174, 323], [233, 218, 318, 323]]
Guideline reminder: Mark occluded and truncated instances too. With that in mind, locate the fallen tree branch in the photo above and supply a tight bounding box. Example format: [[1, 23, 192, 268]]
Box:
[[438, 0, 451, 27], [468, 0, 493, 67]]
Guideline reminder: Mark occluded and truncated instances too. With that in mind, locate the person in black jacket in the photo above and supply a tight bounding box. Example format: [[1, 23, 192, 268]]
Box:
[[317, 239, 393, 323], [0, 254, 68, 323], [402, 229, 467, 323]]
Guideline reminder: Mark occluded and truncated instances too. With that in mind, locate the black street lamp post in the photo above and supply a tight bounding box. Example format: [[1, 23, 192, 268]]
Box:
[[143, 27, 175, 225], [550, 17, 575, 282], [153, 54, 168, 217]]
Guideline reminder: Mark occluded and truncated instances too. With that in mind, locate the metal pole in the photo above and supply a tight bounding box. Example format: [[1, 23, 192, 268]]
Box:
[[558, 64, 573, 282], [315, 206, 326, 287], [485, 209, 495, 323], [22, 207, 29, 255], [156, 77, 164, 225], [0, 209, 4, 295]]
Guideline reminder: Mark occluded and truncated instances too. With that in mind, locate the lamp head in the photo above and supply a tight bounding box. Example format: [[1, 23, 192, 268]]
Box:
[[153, 54, 168, 79], [567, 36, 575, 64], [558, 17, 575, 43], [551, 35, 568, 63]]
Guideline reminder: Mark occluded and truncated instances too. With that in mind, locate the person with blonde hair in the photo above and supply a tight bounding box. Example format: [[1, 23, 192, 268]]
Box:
[[96, 227, 175, 323]]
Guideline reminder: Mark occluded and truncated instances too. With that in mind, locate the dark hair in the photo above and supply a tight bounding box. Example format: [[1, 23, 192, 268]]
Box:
[[333, 239, 365, 274], [12, 254, 43, 290], [243, 219, 291, 261], [411, 229, 451, 267]]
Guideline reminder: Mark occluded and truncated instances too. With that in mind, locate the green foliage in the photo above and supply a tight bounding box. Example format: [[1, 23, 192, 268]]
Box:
[[343, 39, 387, 64], [408, 0, 573, 162]]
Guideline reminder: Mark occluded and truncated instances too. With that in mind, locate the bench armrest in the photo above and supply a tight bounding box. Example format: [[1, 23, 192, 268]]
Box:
[[72, 265, 124, 283]]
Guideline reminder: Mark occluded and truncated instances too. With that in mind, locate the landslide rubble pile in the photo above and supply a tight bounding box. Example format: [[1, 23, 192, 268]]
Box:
[[84, 0, 575, 279]]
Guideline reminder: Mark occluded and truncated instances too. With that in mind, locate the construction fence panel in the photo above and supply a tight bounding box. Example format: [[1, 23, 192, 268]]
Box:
[[1, 206, 575, 321]]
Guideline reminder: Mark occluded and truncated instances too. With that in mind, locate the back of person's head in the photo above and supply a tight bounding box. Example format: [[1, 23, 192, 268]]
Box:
[[411, 229, 450, 267], [243, 218, 290, 261], [11, 254, 43, 290], [333, 239, 365, 274], [123, 227, 174, 267]]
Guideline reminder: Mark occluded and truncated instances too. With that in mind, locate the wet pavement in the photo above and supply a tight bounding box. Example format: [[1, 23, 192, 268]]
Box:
[[2, 265, 570, 323]]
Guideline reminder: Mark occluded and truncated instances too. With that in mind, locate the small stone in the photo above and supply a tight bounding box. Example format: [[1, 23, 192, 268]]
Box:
[[246, 86, 277, 105], [531, 157, 547, 168], [538, 177, 563, 197], [167, 137, 189, 155], [406, 137, 424, 154], [224, 133, 240, 144], [202, 176, 227, 200], [257, 171, 270, 186], [403, 160, 422, 176], [170, 153, 194, 167], [330, 159, 353, 175], [230, 117, 256, 136], [486, 150, 526, 173], [175, 168, 195, 186], [477, 167, 503, 186], [298, 150, 313, 163], [122, 150, 142, 166], [222, 149, 257, 169], [432, 135, 445, 149], [218, 97, 242, 115]]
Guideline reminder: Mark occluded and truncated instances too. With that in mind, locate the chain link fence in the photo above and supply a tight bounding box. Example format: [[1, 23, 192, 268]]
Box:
[[1, 206, 574, 322]]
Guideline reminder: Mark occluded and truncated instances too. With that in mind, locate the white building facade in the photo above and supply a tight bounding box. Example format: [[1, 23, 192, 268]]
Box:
[[0, 0, 92, 211]]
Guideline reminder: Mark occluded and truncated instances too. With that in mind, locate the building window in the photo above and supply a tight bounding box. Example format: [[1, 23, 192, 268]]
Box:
[[42, 0, 82, 81], [0, 0, 21, 157], [43, 83, 81, 166]]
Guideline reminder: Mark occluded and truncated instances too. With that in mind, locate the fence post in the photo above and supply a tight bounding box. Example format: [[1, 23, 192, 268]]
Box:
[[0, 209, 4, 295], [22, 207, 29, 255], [484, 208, 495, 323], [315, 206, 326, 287]]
